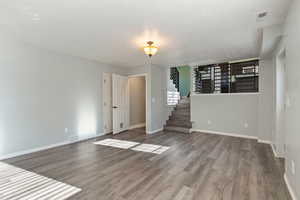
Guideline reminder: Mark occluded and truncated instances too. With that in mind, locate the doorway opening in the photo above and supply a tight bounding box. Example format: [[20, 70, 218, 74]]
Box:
[[103, 73, 147, 135], [168, 66, 191, 106], [169, 66, 191, 98], [128, 75, 146, 133]]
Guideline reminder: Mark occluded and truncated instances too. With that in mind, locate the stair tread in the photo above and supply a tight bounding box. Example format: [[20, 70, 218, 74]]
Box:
[[175, 107, 190, 110], [167, 119, 191, 122], [172, 112, 190, 116], [165, 97, 191, 134], [171, 111, 190, 114], [166, 121, 192, 128], [170, 117, 190, 119], [170, 115, 190, 118]]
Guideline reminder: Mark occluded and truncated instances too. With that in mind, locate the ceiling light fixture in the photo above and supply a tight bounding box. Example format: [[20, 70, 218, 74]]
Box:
[[144, 41, 158, 58]]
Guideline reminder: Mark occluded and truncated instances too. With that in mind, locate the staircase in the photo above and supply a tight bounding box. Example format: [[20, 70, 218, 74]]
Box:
[[164, 97, 192, 134]]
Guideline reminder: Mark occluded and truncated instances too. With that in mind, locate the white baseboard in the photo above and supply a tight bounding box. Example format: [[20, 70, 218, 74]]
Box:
[[0, 141, 69, 161], [258, 140, 282, 158], [190, 129, 258, 140], [77, 133, 104, 142], [284, 173, 298, 200], [258, 140, 280, 158], [129, 123, 146, 130], [191, 130, 284, 160], [271, 143, 279, 158], [0, 133, 103, 160], [258, 139, 272, 144], [147, 127, 163, 135]]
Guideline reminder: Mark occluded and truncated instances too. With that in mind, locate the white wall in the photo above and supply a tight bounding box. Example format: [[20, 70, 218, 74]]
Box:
[[149, 65, 168, 132], [258, 59, 275, 142], [0, 33, 125, 159], [281, 0, 300, 198], [191, 94, 259, 137], [191, 62, 274, 140], [274, 50, 287, 157], [260, 24, 284, 58]]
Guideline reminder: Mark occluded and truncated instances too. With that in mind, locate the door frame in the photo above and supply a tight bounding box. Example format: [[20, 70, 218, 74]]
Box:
[[128, 73, 148, 132], [103, 73, 148, 134], [274, 47, 287, 158]]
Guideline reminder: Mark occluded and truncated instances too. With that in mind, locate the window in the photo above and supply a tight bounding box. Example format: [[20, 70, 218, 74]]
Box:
[[167, 67, 180, 105], [193, 59, 259, 94], [167, 91, 180, 105]]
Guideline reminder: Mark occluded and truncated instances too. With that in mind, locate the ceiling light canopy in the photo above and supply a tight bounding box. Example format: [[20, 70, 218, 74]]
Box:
[[144, 41, 158, 57]]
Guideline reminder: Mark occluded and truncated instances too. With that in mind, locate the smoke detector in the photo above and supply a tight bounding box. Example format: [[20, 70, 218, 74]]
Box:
[[257, 12, 268, 21]]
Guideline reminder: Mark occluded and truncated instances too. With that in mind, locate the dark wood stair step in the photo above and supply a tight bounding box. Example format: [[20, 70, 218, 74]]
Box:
[[172, 111, 190, 116], [175, 106, 190, 110], [169, 115, 190, 121]]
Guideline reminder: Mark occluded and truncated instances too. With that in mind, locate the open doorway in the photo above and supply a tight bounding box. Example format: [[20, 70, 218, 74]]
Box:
[[103, 73, 147, 135], [275, 48, 287, 158], [128, 75, 146, 132]]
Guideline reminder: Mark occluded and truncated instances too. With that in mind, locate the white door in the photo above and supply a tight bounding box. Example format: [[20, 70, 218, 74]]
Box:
[[112, 74, 129, 134], [103, 73, 112, 134]]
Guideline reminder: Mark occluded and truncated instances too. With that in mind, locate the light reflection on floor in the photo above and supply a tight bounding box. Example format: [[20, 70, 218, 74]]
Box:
[[94, 139, 170, 154]]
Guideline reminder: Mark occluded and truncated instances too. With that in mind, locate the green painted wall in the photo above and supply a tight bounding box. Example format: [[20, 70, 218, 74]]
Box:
[[177, 66, 191, 97]]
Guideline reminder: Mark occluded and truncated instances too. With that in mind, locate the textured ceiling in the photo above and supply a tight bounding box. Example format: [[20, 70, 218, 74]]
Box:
[[0, 0, 292, 67]]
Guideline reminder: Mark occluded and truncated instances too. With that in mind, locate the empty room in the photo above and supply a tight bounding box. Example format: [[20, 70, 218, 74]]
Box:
[[0, 0, 299, 199]]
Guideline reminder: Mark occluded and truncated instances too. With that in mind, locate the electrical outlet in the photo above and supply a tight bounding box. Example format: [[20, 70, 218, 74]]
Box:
[[65, 128, 68, 133], [208, 120, 212, 125], [291, 160, 296, 175], [244, 123, 249, 128]]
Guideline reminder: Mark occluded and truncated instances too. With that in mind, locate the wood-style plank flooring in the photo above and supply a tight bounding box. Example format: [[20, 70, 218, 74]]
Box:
[[2, 129, 292, 200]]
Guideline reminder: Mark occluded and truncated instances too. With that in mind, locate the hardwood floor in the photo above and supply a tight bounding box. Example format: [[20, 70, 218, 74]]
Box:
[[2, 129, 291, 200]]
